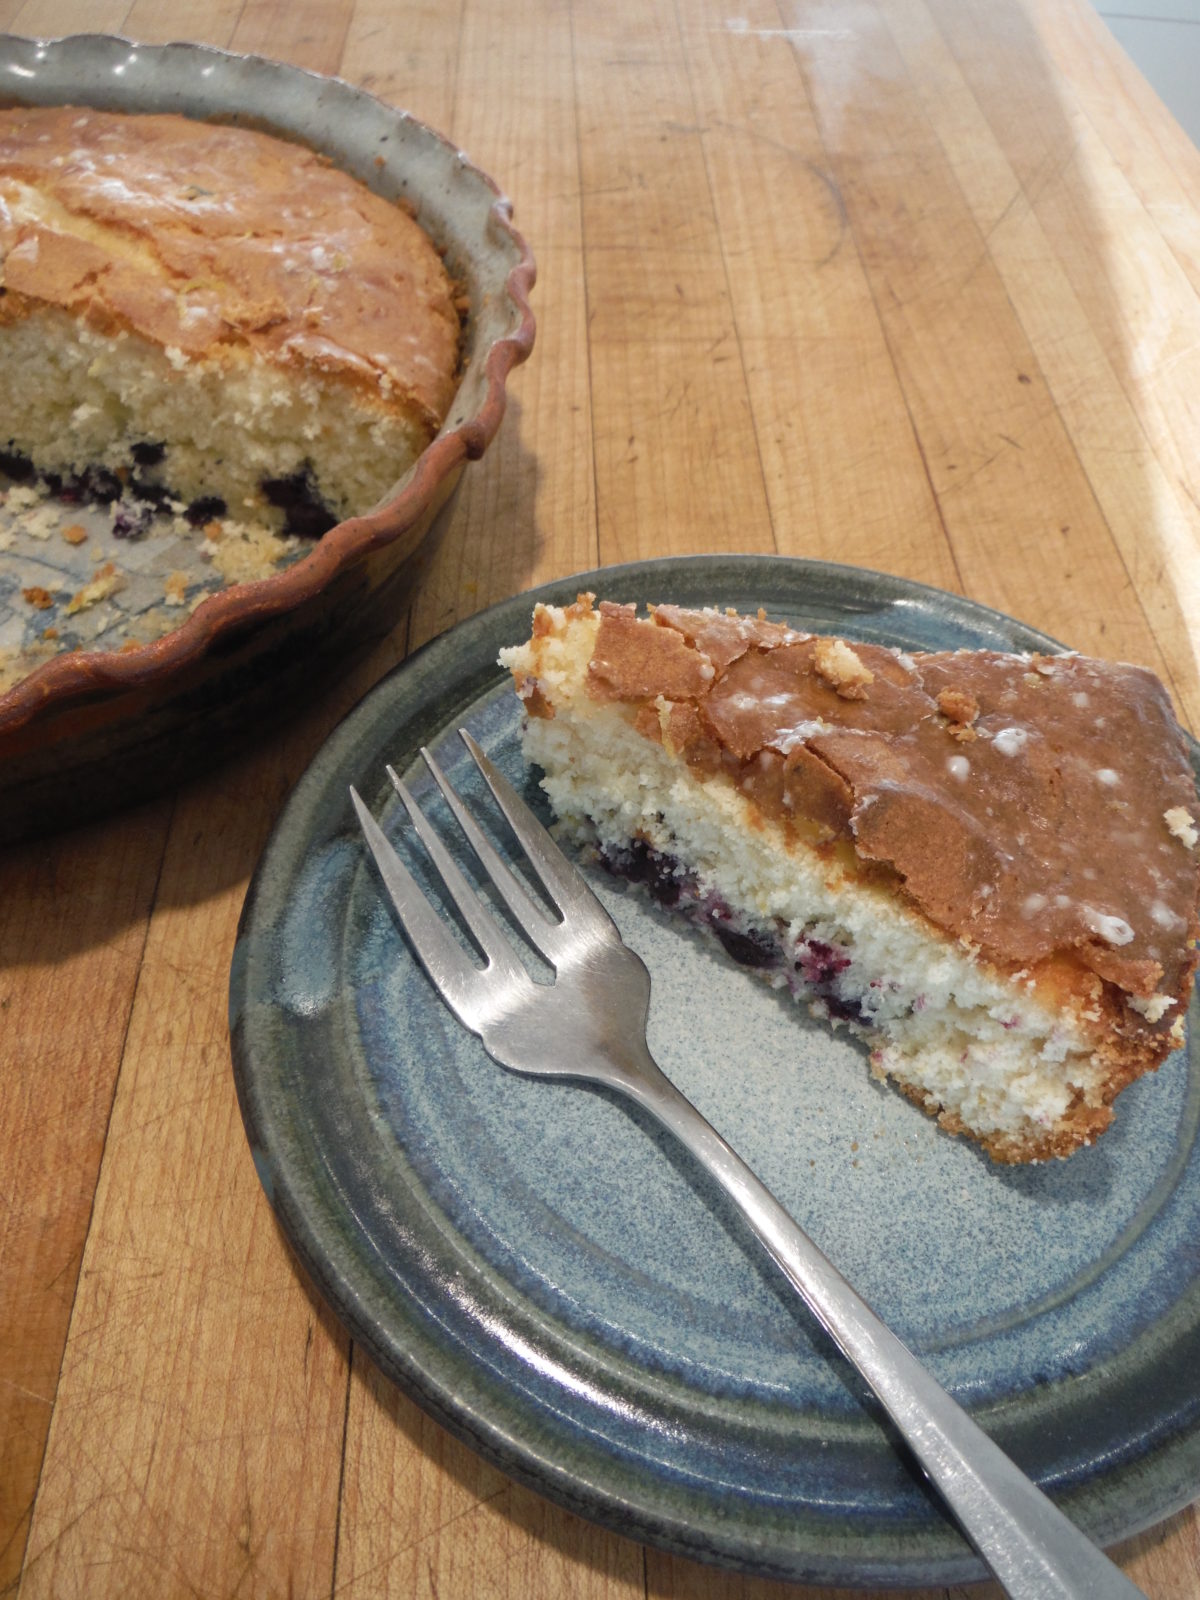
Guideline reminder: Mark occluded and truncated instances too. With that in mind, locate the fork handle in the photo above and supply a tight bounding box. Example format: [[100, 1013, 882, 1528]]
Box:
[[619, 1057, 1146, 1600]]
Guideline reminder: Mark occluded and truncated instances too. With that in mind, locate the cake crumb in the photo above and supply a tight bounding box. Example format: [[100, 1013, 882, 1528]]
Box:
[[813, 638, 874, 699], [937, 685, 979, 727], [1130, 994, 1177, 1023], [163, 570, 190, 607], [0, 638, 57, 692], [22, 585, 55, 609], [206, 521, 298, 586], [1166, 807, 1199, 849], [65, 563, 122, 614], [61, 522, 87, 545]]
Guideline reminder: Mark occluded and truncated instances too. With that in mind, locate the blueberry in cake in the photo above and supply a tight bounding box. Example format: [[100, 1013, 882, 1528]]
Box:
[[0, 105, 462, 536], [500, 596, 1200, 1162]]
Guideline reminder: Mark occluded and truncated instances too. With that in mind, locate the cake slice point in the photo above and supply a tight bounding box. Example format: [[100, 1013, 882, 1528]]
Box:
[[500, 595, 1200, 1163]]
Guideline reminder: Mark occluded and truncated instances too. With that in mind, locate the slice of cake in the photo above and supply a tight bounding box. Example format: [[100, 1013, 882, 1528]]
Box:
[[0, 104, 463, 535], [500, 595, 1200, 1162]]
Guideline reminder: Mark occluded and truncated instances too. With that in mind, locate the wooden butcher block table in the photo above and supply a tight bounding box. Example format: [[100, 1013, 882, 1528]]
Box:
[[5, 0, 1200, 1595]]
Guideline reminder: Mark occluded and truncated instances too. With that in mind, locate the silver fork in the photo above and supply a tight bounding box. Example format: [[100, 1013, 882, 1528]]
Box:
[[350, 728, 1146, 1600]]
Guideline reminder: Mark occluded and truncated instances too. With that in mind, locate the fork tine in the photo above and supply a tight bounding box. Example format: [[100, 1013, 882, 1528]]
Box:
[[413, 747, 563, 961], [384, 767, 533, 988], [350, 785, 515, 1032], [458, 730, 618, 944]]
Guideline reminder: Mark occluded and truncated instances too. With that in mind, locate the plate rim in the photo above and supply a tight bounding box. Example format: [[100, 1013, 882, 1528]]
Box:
[[230, 554, 1200, 1586]]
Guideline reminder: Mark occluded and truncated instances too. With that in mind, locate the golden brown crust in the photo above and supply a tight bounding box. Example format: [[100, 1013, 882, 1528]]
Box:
[[577, 598, 1200, 1038], [914, 1085, 1115, 1164], [0, 105, 461, 425], [588, 601, 714, 701]]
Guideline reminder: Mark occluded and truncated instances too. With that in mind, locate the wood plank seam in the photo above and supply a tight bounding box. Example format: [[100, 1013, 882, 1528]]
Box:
[[567, 0, 610, 581], [671, 0, 781, 559], [771, 0, 967, 595], [327, 1337, 357, 1600]]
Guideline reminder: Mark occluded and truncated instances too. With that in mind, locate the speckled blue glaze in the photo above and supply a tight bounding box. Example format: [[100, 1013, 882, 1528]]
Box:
[[230, 556, 1200, 1587]]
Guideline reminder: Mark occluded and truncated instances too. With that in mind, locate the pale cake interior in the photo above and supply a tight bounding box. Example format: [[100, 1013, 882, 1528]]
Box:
[[1, 306, 429, 526]]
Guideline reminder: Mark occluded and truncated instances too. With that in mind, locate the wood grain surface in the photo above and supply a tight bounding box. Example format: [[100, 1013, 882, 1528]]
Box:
[[3, 0, 1200, 1596]]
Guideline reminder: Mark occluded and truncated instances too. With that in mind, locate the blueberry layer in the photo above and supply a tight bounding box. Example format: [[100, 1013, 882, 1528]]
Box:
[[597, 838, 870, 1025]]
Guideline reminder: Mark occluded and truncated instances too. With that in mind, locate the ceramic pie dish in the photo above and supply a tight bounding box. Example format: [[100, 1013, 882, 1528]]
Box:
[[0, 33, 535, 843]]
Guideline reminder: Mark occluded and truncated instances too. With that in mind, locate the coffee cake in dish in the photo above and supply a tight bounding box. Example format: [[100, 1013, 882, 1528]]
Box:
[[0, 34, 534, 846], [501, 595, 1200, 1162], [0, 104, 462, 535]]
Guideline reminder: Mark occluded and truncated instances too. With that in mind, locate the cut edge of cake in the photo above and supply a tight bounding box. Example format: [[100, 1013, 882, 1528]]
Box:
[[0, 305, 437, 530], [499, 595, 1200, 1164]]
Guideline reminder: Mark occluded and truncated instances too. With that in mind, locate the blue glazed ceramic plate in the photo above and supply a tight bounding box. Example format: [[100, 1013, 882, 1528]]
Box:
[[230, 556, 1200, 1587]]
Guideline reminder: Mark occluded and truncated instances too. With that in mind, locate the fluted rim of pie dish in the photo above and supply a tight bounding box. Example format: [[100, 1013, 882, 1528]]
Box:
[[0, 34, 536, 737]]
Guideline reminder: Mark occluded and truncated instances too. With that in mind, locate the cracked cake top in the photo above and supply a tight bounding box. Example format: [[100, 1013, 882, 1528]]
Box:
[[516, 596, 1200, 1012], [0, 104, 462, 421]]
